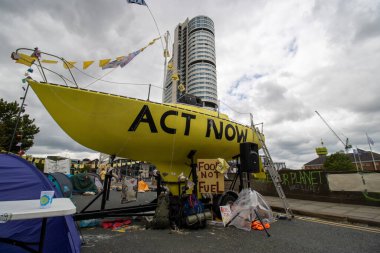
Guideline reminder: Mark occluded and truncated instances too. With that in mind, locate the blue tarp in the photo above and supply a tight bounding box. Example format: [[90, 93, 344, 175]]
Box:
[[0, 154, 81, 253]]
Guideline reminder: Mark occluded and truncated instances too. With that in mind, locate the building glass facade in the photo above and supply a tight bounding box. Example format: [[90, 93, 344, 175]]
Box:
[[162, 16, 218, 109]]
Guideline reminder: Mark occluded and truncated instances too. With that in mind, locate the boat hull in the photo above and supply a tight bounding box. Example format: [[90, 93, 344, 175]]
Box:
[[29, 80, 261, 182]]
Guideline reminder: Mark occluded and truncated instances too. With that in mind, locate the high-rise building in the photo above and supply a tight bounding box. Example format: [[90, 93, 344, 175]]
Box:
[[163, 15, 218, 109]]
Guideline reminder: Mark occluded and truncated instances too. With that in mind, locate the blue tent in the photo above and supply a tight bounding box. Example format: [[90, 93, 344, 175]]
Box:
[[0, 154, 81, 253]]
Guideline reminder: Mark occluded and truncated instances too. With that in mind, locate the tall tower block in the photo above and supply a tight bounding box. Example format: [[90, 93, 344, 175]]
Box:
[[163, 16, 218, 109]]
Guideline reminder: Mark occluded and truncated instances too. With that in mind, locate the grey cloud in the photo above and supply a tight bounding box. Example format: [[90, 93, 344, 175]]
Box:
[[1, 0, 135, 38], [254, 80, 314, 123], [313, 0, 380, 45], [1, 0, 379, 169], [354, 16, 380, 42]]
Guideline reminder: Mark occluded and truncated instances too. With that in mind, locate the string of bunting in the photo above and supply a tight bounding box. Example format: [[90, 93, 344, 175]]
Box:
[[12, 37, 161, 70]]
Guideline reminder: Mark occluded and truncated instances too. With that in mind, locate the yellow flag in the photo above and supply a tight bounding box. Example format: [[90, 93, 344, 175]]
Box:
[[15, 53, 36, 67], [168, 63, 173, 70], [178, 83, 185, 92], [35, 159, 40, 163], [99, 59, 111, 67], [149, 37, 160, 45], [41, 159, 45, 164], [164, 49, 170, 57], [83, 61, 94, 70], [216, 158, 230, 174], [41, 59, 58, 64], [171, 73, 179, 81], [63, 61, 76, 69]]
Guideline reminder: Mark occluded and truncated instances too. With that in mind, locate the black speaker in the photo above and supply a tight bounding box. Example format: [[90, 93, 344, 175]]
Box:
[[240, 142, 260, 173]]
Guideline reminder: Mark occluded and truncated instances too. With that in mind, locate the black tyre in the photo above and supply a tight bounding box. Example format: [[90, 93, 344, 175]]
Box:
[[213, 193, 238, 219]]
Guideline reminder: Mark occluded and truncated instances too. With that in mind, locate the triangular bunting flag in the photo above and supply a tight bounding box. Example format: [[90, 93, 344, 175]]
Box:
[[41, 59, 58, 64], [83, 61, 94, 70], [63, 61, 76, 69], [15, 53, 36, 67], [99, 59, 111, 67], [127, 0, 147, 6]]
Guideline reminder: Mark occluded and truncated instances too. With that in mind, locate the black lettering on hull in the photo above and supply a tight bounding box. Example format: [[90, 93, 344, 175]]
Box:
[[128, 105, 158, 133], [206, 119, 223, 139], [160, 110, 178, 134]]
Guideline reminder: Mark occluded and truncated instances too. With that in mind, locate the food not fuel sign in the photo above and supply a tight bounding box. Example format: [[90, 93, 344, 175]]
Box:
[[197, 159, 224, 194]]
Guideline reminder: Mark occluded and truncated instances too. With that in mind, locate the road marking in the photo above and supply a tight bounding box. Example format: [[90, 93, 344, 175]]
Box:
[[296, 216, 380, 234]]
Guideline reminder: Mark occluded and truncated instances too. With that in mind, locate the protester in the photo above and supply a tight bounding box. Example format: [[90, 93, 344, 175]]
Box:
[[99, 168, 106, 183]]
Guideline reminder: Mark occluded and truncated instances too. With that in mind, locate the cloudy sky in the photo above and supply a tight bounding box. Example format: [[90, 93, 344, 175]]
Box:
[[1, 0, 379, 169]]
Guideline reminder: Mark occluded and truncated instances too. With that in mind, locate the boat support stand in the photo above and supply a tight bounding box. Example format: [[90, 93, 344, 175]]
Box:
[[73, 155, 157, 221]]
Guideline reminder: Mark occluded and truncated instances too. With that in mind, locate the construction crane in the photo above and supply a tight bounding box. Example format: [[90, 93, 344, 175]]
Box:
[[315, 111, 352, 153]]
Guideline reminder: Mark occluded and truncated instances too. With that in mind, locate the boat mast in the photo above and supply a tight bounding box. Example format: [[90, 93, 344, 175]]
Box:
[[162, 31, 169, 100]]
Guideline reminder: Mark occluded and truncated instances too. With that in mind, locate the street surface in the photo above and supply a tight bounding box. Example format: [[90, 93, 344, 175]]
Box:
[[74, 191, 380, 253], [79, 216, 379, 253]]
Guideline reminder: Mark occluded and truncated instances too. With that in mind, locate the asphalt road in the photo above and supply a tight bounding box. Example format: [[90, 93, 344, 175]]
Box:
[[79, 217, 380, 253], [74, 191, 380, 253]]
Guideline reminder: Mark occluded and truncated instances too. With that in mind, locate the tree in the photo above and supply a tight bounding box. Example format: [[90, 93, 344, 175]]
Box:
[[0, 98, 40, 153], [323, 152, 355, 172]]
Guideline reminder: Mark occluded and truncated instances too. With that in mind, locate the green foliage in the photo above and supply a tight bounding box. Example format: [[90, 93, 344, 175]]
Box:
[[79, 164, 91, 173], [0, 98, 40, 153], [323, 152, 355, 172]]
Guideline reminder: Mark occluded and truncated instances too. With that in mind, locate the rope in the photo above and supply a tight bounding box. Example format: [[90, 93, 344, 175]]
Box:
[[219, 100, 251, 115], [83, 68, 118, 88], [145, 4, 165, 52]]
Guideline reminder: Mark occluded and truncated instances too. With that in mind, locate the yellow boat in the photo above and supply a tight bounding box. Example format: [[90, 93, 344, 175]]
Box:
[[27, 79, 263, 183]]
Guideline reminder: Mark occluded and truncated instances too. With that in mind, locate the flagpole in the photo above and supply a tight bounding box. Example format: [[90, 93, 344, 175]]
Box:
[[356, 146, 364, 171], [352, 149, 359, 172], [366, 132, 377, 171], [8, 83, 30, 153], [162, 31, 169, 95]]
